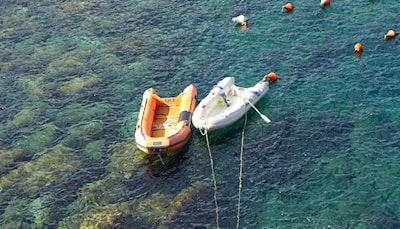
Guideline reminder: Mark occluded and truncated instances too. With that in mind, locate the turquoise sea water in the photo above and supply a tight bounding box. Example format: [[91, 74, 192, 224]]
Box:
[[1, 0, 399, 228]]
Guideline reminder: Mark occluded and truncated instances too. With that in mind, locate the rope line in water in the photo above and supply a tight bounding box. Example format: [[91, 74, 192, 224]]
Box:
[[205, 130, 220, 229], [236, 112, 247, 229], [157, 152, 165, 165]]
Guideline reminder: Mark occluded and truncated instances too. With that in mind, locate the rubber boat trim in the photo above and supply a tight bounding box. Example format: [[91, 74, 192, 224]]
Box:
[[135, 129, 193, 153]]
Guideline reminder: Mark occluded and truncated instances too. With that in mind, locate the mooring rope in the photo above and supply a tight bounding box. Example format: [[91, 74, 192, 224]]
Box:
[[156, 152, 165, 165], [236, 112, 247, 229], [205, 130, 220, 229]]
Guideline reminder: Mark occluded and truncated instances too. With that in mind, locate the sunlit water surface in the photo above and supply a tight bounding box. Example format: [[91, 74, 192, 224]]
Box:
[[0, 0, 399, 228]]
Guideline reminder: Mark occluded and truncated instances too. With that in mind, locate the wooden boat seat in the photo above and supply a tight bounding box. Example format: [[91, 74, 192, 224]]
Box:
[[151, 104, 181, 137]]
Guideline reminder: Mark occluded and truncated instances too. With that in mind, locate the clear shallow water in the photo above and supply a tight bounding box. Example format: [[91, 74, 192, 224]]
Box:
[[1, 0, 399, 228]]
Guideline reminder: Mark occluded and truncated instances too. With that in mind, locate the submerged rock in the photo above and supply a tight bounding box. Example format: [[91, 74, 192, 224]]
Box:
[[1, 197, 31, 228], [107, 141, 146, 177], [7, 107, 37, 130], [47, 55, 85, 76], [136, 192, 171, 223], [61, 120, 104, 149], [2, 6, 29, 28], [59, 1, 86, 11], [58, 140, 198, 227], [55, 102, 113, 126], [0, 144, 81, 196], [89, 53, 121, 72], [58, 206, 123, 229], [58, 141, 145, 218], [28, 192, 54, 228], [56, 139, 208, 228], [0, 149, 24, 174], [12, 123, 58, 153], [79, 177, 129, 207], [58, 202, 131, 229], [46, 47, 93, 77], [159, 181, 207, 226], [7, 101, 50, 131], [16, 74, 45, 98], [79, 207, 123, 229], [59, 73, 100, 94], [32, 43, 63, 63], [85, 139, 106, 162]]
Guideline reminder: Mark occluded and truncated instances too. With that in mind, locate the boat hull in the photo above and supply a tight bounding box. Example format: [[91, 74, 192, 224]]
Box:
[[135, 85, 197, 154], [192, 77, 269, 131]]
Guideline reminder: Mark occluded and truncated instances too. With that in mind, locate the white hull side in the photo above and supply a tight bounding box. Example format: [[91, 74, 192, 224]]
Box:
[[192, 77, 269, 131]]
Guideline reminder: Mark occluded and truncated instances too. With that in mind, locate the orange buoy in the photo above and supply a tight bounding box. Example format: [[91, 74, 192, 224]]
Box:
[[265, 72, 278, 82], [242, 23, 249, 31], [320, 0, 331, 8], [384, 29, 398, 41], [354, 43, 363, 53], [282, 3, 295, 12]]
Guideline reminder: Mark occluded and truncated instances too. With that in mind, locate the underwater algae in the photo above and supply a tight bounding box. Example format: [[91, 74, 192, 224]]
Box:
[[7, 107, 38, 131], [0, 149, 24, 175], [55, 103, 113, 127], [58, 182, 208, 229], [58, 74, 100, 94], [1, 193, 55, 228], [12, 123, 58, 154], [0, 144, 81, 196], [0, 0, 221, 228], [55, 140, 208, 228], [1, 0, 399, 227], [61, 120, 104, 149]]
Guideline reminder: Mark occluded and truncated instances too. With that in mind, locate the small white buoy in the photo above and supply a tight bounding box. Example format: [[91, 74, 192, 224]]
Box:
[[232, 15, 248, 25]]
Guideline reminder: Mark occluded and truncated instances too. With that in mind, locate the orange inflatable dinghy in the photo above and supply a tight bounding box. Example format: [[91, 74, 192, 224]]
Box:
[[135, 84, 197, 154]]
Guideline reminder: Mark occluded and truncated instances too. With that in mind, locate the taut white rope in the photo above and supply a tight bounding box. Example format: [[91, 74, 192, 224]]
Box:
[[236, 112, 247, 229], [205, 130, 220, 229]]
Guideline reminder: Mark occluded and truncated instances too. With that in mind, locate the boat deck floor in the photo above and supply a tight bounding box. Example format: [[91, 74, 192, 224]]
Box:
[[207, 96, 243, 116], [151, 105, 180, 137]]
